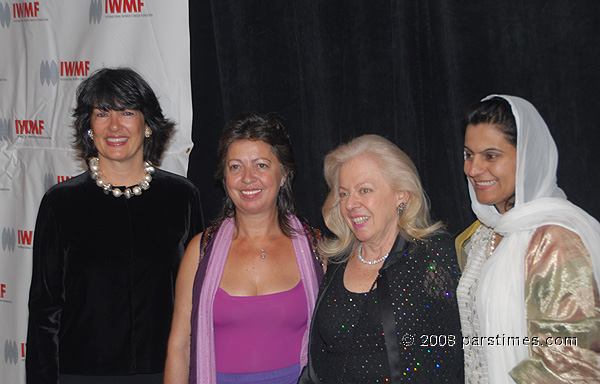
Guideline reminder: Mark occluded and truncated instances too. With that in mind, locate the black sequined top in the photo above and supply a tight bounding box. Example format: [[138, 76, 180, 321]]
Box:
[[311, 235, 464, 383]]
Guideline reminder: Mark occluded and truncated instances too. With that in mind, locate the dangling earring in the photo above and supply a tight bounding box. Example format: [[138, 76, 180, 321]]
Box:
[[397, 202, 407, 216], [87, 129, 94, 139], [145, 127, 152, 138]]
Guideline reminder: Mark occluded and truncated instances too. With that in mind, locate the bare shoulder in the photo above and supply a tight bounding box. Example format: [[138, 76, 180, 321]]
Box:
[[181, 232, 203, 266], [188, 231, 203, 247]]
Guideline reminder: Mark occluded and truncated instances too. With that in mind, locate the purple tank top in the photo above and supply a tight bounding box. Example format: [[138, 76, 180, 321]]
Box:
[[213, 280, 308, 373]]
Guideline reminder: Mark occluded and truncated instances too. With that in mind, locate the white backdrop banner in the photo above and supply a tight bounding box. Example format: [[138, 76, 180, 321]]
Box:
[[0, 1, 192, 382]]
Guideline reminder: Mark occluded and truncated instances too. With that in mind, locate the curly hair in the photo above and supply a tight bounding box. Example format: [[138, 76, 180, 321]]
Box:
[[72, 67, 175, 165], [320, 134, 443, 261]]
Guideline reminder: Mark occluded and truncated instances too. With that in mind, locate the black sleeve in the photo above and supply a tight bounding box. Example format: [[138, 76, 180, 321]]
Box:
[[186, 187, 205, 245], [26, 195, 63, 384], [424, 235, 464, 382]]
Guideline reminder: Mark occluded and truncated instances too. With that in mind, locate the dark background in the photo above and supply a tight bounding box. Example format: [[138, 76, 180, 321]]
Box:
[[187, 1, 600, 237]]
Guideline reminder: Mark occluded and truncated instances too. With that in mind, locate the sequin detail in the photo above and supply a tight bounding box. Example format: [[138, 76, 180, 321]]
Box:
[[311, 235, 464, 383]]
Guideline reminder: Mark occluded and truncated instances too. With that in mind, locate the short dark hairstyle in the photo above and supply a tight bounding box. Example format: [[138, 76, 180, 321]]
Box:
[[463, 96, 517, 146], [214, 112, 297, 236], [72, 67, 175, 165]]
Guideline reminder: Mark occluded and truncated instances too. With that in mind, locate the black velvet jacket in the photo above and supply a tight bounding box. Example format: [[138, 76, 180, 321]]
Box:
[[26, 169, 203, 383]]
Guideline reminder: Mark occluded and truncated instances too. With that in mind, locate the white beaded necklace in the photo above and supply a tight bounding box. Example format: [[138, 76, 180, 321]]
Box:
[[88, 157, 155, 199], [488, 231, 497, 258], [357, 244, 389, 265]]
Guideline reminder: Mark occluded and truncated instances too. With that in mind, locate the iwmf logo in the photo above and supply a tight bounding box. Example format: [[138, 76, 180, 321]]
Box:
[[1, 228, 15, 252], [44, 173, 73, 192], [4, 340, 26, 365], [15, 119, 45, 135], [40, 60, 91, 86], [0, 1, 41, 28], [90, 0, 147, 24], [1, 227, 33, 252], [12, 2, 39, 18], [0, 117, 46, 138], [0, 3, 10, 28], [0, 118, 14, 141], [0, 283, 11, 303]]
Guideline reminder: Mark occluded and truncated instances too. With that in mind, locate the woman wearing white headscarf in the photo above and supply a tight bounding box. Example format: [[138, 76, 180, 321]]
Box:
[[456, 95, 600, 383]]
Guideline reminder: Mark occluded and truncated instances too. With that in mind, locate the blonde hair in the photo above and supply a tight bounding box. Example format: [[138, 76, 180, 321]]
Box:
[[320, 134, 443, 261]]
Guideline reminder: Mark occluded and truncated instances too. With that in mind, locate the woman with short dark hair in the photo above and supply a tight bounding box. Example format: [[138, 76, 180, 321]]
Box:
[[72, 67, 175, 165], [26, 67, 203, 384]]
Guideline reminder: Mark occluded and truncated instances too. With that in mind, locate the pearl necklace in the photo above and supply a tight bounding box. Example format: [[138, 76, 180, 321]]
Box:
[[488, 231, 497, 258], [357, 244, 389, 265], [88, 157, 155, 199]]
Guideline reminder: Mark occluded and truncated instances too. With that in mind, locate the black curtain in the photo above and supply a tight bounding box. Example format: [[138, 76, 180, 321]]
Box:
[[187, 0, 600, 236]]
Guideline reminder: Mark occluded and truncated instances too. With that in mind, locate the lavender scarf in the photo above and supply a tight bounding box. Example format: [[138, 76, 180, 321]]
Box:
[[189, 214, 321, 383]]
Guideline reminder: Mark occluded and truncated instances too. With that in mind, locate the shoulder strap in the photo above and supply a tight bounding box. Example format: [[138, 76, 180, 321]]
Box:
[[301, 221, 323, 261], [199, 221, 221, 261], [378, 269, 402, 382]]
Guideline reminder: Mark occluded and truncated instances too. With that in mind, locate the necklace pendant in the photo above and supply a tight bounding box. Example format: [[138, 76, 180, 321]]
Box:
[[261, 249, 265, 259]]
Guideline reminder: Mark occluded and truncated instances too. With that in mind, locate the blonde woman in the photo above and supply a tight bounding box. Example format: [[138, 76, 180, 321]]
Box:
[[300, 134, 463, 383]]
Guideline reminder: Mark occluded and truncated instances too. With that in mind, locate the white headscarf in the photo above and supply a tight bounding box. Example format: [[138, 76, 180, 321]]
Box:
[[468, 94, 600, 383]]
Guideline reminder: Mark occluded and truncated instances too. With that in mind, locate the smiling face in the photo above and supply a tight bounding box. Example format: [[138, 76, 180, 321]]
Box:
[[90, 108, 146, 167], [464, 123, 517, 213], [225, 139, 286, 216], [338, 153, 405, 247]]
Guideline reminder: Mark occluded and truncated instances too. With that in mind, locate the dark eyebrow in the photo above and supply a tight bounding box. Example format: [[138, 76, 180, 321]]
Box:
[[464, 145, 505, 154], [253, 158, 272, 163]]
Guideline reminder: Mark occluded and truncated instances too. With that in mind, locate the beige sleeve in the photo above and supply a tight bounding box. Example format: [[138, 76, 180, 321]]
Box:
[[510, 225, 600, 384]]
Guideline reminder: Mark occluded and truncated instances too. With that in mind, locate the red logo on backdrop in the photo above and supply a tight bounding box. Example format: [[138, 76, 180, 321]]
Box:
[[57, 176, 72, 183], [61, 61, 90, 77], [41, 60, 91, 86], [18, 230, 33, 247], [44, 174, 76, 192], [90, 0, 152, 24], [105, 0, 145, 13], [0, 283, 11, 304], [14, 120, 44, 135], [3, 340, 27, 364], [2, 228, 33, 249], [12, 2, 39, 18]]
